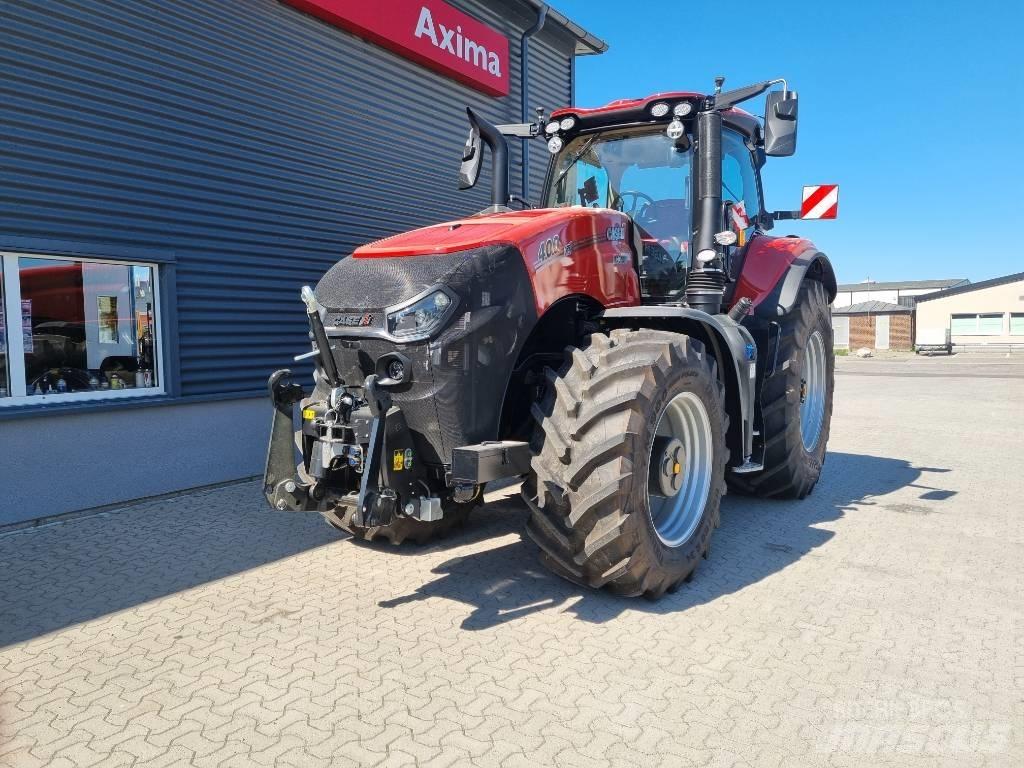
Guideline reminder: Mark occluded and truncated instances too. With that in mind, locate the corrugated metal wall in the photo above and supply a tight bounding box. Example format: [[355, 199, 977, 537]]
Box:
[[0, 0, 575, 397]]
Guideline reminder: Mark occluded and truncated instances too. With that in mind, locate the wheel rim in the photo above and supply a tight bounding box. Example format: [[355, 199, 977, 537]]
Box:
[[646, 391, 713, 548], [800, 330, 827, 451]]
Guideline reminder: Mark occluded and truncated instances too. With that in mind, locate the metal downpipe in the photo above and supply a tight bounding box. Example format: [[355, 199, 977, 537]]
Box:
[[520, 4, 548, 201]]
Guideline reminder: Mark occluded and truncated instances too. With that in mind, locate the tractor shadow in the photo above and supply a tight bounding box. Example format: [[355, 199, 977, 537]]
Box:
[[378, 452, 954, 629]]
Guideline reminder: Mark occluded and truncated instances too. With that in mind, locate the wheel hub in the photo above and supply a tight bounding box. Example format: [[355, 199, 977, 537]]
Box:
[[650, 436, 685, 497], [646, 391, 714, 548]]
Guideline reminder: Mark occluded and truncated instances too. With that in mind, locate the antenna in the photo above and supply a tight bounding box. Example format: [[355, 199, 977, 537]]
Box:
[[714, 76, 725, 94]]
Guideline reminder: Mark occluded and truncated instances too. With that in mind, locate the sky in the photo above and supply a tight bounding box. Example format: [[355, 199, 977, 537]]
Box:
[[551, 0, 1023, 284]]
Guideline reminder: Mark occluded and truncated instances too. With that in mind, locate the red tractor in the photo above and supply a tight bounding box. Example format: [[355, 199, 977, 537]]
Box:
[[264, 78, 836, 598]]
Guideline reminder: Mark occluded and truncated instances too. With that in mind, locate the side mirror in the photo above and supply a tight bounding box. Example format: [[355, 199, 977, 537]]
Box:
[[764, 90, 798, 157], [457, 107, 510, 208], [458, 120, 483, 190]]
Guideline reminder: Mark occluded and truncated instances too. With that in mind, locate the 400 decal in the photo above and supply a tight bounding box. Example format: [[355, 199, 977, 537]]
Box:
[[534, 225, 629, 269], [534, 235, 565, 267]]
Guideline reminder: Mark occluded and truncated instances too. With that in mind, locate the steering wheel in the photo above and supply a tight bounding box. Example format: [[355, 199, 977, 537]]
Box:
[[616, 190, 656, 217]]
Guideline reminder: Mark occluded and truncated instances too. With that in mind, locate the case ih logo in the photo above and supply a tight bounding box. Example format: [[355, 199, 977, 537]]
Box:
[[283, 0, 510, 97], [605, 224, 626, 242], [333, 312, 374, 327]]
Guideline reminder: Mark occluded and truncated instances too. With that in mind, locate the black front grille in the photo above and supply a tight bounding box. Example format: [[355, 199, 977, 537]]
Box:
[[315, 245, 538, 466], [315, 251, 473, 310]]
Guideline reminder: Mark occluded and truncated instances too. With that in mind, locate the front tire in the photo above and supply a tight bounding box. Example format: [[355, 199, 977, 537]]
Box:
[[730, 279, 834, 499], [523, 329, 728, 599]]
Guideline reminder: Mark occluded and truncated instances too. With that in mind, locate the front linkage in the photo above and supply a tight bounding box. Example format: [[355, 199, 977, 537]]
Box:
[[263, 287, 531, 530], [264, 368, 316, 512], [264, 367, 431, 527], [263, 283, 421, 525]]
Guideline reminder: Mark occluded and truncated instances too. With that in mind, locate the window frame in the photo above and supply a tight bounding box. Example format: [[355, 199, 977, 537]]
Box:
[[1010, 313, 1024, 336], [721, 127, 764, 230], [949, 312, 1006, 336], [0, 251, 166, 407], [0, 266, 9, 397]]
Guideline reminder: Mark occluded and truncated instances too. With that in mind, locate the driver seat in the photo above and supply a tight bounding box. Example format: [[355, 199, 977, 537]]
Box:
[[636, 198, 690, 241]]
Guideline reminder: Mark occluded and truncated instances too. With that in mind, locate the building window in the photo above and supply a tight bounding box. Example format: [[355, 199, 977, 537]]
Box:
[[1011, 314, 1024, 335], [0, 253, 162, 405], [950, 313, 1005, 335]]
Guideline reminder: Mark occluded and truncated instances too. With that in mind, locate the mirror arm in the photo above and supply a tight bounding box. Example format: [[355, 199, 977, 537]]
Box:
[[714, 80, 770, 111], [496, 122, 540, 138]]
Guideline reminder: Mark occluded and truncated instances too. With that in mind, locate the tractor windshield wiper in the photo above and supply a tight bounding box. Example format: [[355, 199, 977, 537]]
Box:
[[552, 135, 597, 191]]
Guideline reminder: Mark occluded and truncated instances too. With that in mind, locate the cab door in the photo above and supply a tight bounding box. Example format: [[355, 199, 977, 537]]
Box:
[[721, 129, 764, 248]]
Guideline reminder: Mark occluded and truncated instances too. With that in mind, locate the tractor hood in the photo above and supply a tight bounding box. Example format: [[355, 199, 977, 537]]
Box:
[[315, 205, 638, 316], [351, 208, 614, 258]]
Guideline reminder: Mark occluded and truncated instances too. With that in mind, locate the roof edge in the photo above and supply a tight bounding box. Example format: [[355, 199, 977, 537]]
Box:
[[833, 301, 912, 315], [915, 271, 1024, 302], [523, 1, 608, 55], [835, 279, 968, 292]]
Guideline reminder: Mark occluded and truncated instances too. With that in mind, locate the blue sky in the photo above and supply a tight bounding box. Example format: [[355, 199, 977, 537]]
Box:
[[552, 0, 1023, 284]]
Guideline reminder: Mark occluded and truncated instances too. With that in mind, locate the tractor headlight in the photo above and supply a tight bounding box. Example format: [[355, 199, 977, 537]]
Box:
[[386, 289, 456, 340], [544, 120, 560, 134], [650, 102, 670, 117], [559, 116, 576, 131], [673, 102, 693, 117], [547, 135, 563, 154]]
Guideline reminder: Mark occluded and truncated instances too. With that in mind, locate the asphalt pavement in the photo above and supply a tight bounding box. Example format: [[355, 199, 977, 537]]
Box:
[[1, 357, 1022, 767]]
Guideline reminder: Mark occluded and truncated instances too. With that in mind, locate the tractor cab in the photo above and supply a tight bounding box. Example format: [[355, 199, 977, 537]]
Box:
[[545, 126, 694, 300], [536, 88, 786, 306], [461, 80, 800, 312]]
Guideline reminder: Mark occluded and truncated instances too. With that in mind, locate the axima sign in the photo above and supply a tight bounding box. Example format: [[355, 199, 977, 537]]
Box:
[[283, 0, 510, 97]]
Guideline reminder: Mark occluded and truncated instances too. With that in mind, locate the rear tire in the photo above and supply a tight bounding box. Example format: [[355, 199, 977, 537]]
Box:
[[730, 279, 834, 499], [523, 329, 728, 598]]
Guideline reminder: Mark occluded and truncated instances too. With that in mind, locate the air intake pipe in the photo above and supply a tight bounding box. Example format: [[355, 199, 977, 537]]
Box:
[[687, 109, 727, 314]]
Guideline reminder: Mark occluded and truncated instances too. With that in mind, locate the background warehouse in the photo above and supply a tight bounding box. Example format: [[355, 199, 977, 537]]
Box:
[[0, 0, 605, 525]]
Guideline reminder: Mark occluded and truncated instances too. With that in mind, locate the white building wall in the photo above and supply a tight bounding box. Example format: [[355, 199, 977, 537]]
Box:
[[851, 289, 899, 305], [832, 292, 853, 308], [915, 278, 1024, 347], [832, 316, 850, 348], [833, 283, 968, 308]]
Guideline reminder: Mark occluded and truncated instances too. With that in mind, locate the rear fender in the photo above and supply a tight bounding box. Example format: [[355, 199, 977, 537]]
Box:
[[599, 307, 757, 466]]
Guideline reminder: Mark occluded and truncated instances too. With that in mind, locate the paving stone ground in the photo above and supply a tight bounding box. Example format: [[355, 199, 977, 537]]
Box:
[[2, 361, 1022, 767]]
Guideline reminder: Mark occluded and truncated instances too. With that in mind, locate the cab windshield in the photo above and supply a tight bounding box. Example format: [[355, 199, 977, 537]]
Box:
[[545, 128, 692, 298]]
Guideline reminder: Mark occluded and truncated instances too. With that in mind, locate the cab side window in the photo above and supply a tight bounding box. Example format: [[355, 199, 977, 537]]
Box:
[[722, 130, 762, 238]]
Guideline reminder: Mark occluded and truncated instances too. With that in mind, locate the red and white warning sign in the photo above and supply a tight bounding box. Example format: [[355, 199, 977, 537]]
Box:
[[801, 184, 839, 219]]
